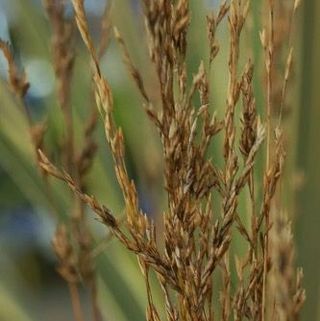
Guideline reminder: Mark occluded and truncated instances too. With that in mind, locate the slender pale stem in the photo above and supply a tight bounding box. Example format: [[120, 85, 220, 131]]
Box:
[[68, 282, 86, 321], [262, 2, 274, 321]]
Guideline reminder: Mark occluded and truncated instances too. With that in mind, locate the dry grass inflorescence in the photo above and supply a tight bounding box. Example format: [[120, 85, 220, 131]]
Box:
[[0, 0, 305, 321]]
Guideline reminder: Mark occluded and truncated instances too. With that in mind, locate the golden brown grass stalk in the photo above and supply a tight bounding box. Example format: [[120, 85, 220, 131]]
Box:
[[42, 1, 114, 320], [1, 0, 305, 320], [0, 40, 29, 99], [39, 0, 304, 320]]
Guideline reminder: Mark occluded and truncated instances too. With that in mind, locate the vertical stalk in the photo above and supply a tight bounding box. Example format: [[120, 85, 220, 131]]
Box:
[[262, 1, 274, 320], [68, 282, 86, 321]]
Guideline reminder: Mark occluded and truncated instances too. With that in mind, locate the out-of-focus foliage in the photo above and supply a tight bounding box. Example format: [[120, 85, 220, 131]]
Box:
[[0, 0, 318, 320], [0, 286, 33, 321], [295, 1, 320, 320]]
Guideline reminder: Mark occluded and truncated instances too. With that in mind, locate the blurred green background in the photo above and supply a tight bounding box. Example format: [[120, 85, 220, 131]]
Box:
[[0, 0, 319, 320]]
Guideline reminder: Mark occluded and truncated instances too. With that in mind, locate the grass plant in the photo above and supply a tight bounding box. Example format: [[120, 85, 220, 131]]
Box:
[[0, 1, 305, 320]]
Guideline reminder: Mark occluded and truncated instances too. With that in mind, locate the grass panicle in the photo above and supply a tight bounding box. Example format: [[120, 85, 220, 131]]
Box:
[[0, 0, 305, 321]]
